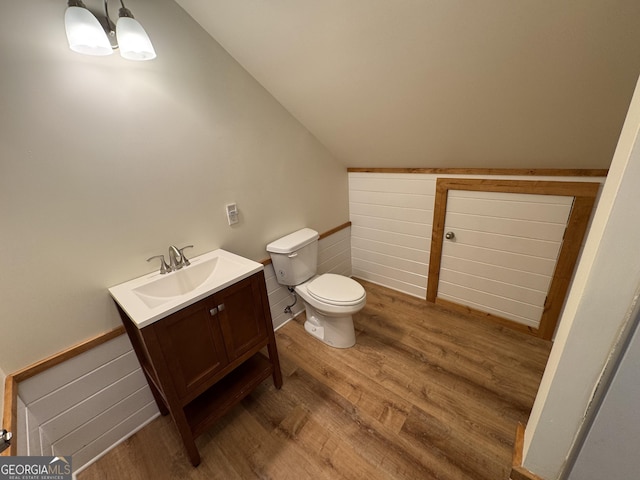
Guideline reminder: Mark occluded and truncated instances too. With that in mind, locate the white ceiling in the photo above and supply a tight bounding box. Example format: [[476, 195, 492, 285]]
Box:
[[175, 0, 640, 169]]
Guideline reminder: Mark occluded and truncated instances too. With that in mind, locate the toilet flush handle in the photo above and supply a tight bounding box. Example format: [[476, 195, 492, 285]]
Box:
[[287, 253, 298, 258]]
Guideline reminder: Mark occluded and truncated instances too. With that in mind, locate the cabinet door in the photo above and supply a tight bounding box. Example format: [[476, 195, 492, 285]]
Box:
[[427, 178, 599, 339], [152, 299, 229, 400], [437, 189, 573, 329], [216, 273, 267, 361]]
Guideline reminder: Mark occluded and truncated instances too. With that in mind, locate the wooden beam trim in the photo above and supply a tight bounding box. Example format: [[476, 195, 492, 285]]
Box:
[[260, 221, 352, 265], [12, 325, 126, 383], [319, 221, 352, 240], [435, 178, 601, 197], [537, 195, 597, 340], [426, 182, 448, 302], [348, 167, 608, 177]]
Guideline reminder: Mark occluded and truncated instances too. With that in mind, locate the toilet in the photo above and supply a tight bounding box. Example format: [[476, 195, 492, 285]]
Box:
[[266, 228, 366, 348]]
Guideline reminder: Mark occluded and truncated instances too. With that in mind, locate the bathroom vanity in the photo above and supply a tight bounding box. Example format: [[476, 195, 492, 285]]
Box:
[[109, 250, 282, 466]]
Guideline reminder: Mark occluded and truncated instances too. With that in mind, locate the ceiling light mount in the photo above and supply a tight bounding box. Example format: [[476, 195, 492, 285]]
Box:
[[64, 0, 156, 61]]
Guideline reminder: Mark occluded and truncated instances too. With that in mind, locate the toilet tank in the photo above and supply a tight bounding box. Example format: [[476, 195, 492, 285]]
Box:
[[266, 228, 319, 286]]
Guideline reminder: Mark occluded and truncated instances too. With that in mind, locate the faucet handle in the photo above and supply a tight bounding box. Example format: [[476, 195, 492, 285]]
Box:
[[147, 254, 170, 274], [178, 245, 194, 266]]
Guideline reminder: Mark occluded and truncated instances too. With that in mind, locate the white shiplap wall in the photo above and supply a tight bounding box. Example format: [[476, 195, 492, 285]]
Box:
[[13, 227, 351, 472], [349, 172, 605, 306], [17, 334, 159, 472], [349, 173, 434, 297]]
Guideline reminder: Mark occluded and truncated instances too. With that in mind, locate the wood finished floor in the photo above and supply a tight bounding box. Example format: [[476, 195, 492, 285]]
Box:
[[78, 280, 551, 480]]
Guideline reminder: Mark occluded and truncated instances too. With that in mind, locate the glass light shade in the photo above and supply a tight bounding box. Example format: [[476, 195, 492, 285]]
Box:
[[116, 17, 156, 61], [64, 6, 113, 56]]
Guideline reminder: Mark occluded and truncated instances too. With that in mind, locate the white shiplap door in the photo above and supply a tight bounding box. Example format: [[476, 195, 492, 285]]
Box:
[[437, 190, 574, 329]]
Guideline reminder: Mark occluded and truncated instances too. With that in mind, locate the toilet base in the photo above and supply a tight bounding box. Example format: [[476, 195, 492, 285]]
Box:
[[303, 303, 356, 348]]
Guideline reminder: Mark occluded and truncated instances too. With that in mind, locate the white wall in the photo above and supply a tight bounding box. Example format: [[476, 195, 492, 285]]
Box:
[[522, 76, 640, 479], [566, 307, 640, 480], [0, 0, 348, 374]]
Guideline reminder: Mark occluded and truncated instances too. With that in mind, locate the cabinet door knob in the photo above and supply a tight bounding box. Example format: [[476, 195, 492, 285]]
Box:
[[209, 307, 218, 316], [217, 303, 225, 312]]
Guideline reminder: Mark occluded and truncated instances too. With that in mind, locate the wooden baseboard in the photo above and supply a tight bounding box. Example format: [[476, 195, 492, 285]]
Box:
[[511, 423, 546, 480]]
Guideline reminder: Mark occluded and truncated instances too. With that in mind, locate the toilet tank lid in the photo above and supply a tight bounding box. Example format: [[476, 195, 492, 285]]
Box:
[[266, 228, 319, 254]]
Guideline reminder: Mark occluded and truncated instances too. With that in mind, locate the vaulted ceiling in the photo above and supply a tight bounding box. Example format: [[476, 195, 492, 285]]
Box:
[[175, 0, 640, 169]]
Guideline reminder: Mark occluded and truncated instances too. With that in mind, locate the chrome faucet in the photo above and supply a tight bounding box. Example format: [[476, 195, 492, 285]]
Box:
[[148, 245, 194, 274], [178, 245, 193, 266], [147, 254, 170, 274], [170, 245, 193, 270], [168, 245, 183, 271]]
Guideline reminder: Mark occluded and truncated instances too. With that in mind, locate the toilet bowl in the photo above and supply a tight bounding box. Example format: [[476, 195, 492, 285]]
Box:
[[266, 228, 367, 348], [295, 274, 366, 348]]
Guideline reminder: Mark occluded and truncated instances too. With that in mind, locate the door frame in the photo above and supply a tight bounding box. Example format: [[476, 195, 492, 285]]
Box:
[[427, 178, 600, 340]]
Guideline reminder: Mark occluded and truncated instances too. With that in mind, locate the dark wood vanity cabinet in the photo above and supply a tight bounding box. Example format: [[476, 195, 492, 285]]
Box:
[[215, 274, 267, 362], [116, 270, 282, 467]]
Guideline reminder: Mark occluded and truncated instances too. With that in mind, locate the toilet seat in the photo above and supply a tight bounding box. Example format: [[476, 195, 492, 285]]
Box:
[[306, 274, 366, 306]]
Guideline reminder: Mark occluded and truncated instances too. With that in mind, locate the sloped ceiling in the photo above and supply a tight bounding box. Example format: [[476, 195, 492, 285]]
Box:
[[175, 0, 640, 169]]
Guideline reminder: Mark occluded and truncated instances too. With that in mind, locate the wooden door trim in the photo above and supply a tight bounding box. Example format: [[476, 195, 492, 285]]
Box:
[[348, 167, 608, 177], [427, 178, 600, 340]]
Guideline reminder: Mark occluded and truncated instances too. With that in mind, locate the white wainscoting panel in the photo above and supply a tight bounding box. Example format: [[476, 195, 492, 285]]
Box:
[[265, 263, 305, 330], [17, 334, 159, 470], [349, 173, 434, 298], [318, 226, 352, 276]]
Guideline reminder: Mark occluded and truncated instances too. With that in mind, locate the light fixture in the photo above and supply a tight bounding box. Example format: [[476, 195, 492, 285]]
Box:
[[64, 0, 156, 61]]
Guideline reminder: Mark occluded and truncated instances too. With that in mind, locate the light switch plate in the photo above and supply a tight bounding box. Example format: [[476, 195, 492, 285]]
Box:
[[226, 203, 239, 225]]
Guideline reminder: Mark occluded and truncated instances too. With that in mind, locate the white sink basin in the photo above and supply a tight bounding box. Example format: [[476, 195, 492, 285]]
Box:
[[109, 249, 264, 328]]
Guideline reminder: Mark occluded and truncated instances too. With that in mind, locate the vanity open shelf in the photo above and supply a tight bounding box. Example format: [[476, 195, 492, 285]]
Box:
[[112, 263, 282, 467], [184, 352, 273, 437]]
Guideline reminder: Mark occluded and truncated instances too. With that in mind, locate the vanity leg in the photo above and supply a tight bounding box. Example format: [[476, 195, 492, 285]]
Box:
[[144, 372, 170, 416], [169, 410, 201, 467], [267, 339, 283, 389], [184, 440, 201, 467]]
